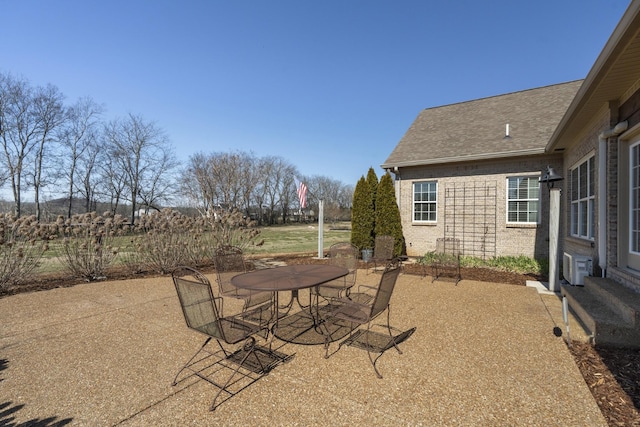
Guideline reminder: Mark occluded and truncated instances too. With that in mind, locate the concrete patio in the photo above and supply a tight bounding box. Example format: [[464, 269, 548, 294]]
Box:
[[0, 270, 605, 426]]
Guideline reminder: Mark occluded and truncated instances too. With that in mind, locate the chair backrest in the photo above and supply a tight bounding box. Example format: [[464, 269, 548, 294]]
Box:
[[214, 246, 247, 294], [172, 266, 225, 341], [329, 242, 358, 285], [435, 237, 461, 257], [368, 259, 402, 320], [373, 235, 395, 260]]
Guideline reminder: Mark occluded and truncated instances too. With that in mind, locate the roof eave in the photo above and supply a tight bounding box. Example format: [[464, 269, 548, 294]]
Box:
[[381, 148, 547, 170]]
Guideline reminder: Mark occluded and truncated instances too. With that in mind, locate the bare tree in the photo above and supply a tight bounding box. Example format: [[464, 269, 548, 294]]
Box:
[[0, 73, 38, 217], [208, 151, 248, 209], [238, 152, 260, 216], [261, 156, 283, 225], [76, 140, 103, 213], [306, 175, 354, 222], [178, 149, 352, 224], [58, 97, 104, 217], [252, 156, 273, 225], [137, 144, 180, 212], [98, 150, 127, 215], [104, 114, 175, 224], [278, 165, 297, 223], [180, 152, 216, 214], [29, 84, 66, 220]]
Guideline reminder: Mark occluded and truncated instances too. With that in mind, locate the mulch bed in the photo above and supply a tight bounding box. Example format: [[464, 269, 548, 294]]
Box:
[[569, 342, 640, 426], [1, 254, 639, 426]]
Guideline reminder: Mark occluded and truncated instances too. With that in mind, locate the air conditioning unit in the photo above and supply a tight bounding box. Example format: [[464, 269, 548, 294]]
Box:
[[562, 252, 592, 285]]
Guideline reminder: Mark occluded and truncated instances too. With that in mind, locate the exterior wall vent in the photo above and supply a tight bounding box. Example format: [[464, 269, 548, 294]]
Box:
[[562, 252, 592, 285]]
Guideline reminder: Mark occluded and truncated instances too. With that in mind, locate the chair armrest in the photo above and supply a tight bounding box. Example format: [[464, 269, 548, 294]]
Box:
[[357, 284, 377, 293], [331, 297, 370, 311], [212, 295, 224, 317]]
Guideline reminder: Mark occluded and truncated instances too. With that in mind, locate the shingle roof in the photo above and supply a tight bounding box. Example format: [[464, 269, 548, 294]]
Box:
[[381, 80, 583, 169]]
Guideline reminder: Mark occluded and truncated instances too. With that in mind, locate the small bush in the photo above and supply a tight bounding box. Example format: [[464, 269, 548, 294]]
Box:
[[419, 251, 459, 266], [419, 252, 545, 276], [129, 209, 197, 274], [57, 212, 125, 281], [126, 208, 261, 274], [0, 214, 53, 290], [207, 209, 261, 252]]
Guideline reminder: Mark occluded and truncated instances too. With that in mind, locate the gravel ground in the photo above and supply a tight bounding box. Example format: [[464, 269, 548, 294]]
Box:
[[1, 254, 638, 426]]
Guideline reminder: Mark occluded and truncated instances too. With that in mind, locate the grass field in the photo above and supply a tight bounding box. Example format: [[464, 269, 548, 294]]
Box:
[[245, 222, 352, 256]]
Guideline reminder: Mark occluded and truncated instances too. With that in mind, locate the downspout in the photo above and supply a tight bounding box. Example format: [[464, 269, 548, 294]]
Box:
[[389, 166, 401, 211], [597, 120, 628, 277]]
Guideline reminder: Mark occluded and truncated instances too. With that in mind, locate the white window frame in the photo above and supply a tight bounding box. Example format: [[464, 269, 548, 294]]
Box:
[[506, 176, 540, 224], [413, 181, 437, 223], [631, 140, 640, 255], [570, 154, 596, 240]]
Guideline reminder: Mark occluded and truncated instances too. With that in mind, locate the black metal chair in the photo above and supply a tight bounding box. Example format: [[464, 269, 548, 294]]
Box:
[[323, 259, 415, 378], [427, 237, 462, 284], [311, 242, 358, 301], [369, 235, 395, 273], [214, 245, 273, 312], [172, 266, 286, 410]]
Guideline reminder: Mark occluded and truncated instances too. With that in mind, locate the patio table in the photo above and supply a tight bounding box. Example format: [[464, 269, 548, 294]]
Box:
[[231, 264, 348, 343]]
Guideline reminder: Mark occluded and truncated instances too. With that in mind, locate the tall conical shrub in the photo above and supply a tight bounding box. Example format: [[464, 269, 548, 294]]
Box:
[[375, 172, 405, 256], [366, 167, 379, 215], [351, 175, 375, 250]]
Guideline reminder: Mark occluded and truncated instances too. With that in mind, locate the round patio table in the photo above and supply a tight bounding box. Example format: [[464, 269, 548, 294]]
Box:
[[231, 264, 349, 344], [231, 264, 348, 293]]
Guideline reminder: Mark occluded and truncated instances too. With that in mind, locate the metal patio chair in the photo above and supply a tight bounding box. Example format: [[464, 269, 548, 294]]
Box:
[[427, 237, 462, 284], [214, 245, 273, 313], [171, 266, 287, 411], [311, 242, 358, 301], [369, 235, 395, 273], [323, 258, 415, 378]]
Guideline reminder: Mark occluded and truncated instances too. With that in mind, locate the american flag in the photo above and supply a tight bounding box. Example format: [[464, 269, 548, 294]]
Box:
[[297, 181, 308, 209]]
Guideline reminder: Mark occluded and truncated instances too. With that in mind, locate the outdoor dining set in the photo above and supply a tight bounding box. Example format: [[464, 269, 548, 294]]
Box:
[[171, 240, 416, 411]]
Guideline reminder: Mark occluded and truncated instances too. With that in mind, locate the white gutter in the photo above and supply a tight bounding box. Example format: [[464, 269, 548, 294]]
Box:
[[597, 120, 628, 276], [381, 147, 545, 169]]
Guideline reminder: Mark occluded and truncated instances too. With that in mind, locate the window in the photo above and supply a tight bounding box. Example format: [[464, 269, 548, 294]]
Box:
[[413, 181, 437, 222], [507, 177, 540, 223], [570, 155, 595, 240], [631, 141, 640, 254]]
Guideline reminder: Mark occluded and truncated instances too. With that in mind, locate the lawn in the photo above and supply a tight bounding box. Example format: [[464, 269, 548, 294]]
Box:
[[245, 222, 352, 255]]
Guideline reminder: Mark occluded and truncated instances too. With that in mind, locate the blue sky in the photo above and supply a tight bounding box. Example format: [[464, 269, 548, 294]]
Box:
[[1, 0, 632, 186]]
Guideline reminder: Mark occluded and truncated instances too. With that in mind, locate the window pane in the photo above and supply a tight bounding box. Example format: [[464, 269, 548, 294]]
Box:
[[529, 201, 538, 222], [579, 163, 587, 199], [632, 145, 640, 253], [413, 181, 437, 222], [589, 157, 595, 197], [580, 200, 588, 237], [589, 199, 595, 239], [570, 156, 595, 240], [507, 177, 539, 223]]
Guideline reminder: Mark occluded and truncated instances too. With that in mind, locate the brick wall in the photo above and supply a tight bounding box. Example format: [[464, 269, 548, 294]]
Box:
[[396, 155, 562, 259]]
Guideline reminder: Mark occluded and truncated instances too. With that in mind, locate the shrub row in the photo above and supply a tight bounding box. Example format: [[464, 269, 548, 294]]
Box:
[[0, 209, 260, 290]]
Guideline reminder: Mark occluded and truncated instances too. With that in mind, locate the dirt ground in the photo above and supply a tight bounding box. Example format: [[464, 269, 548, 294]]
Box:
[[2, 254, 639, 426]]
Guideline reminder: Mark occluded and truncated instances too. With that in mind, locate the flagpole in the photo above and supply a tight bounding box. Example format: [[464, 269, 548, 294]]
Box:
[[317, 199, 324, 259], [296, 178, 323, 258]]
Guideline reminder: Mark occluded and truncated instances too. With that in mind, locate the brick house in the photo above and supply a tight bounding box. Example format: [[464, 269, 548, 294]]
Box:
[[547, 1, 640, 295], [383, 0, 640, 345], [382, 81, 581, 260]]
